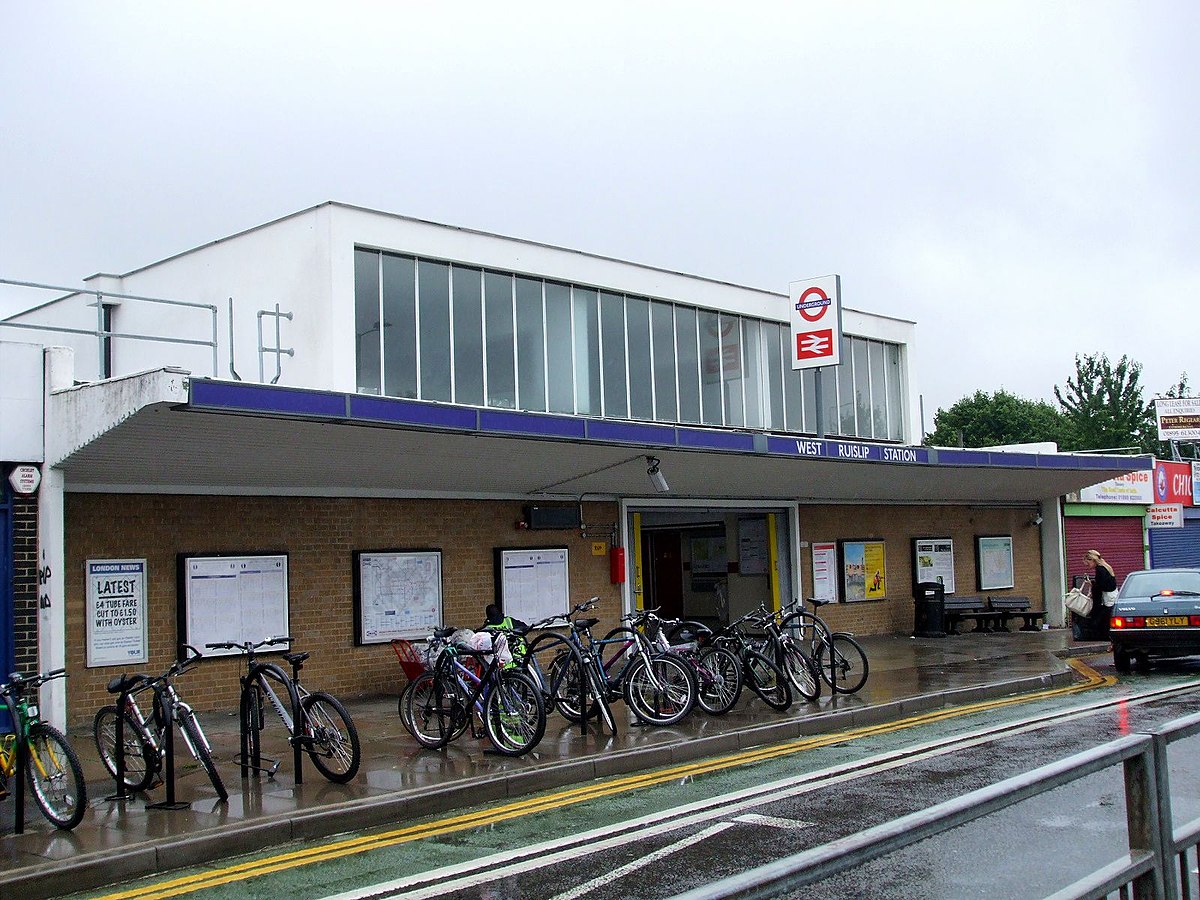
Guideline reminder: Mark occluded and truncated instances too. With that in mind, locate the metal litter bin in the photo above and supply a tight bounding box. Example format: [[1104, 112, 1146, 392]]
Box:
[[913, 581, 947, 638]]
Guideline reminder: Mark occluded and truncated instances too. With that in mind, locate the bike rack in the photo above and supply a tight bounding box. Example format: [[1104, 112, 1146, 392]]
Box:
[[144, 681, 189, 811], [11, 721, 28, 834], [101, 683, 136, 805], [238, 668, 304, 785]]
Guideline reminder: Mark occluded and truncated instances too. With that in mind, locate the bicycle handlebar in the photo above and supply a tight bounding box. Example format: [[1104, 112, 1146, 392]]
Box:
[[205, 636, 292, 653], [1, 668, 68, 696]]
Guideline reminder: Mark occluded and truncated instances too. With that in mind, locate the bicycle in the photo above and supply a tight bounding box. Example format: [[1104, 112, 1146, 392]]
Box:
[[748, 602, 821, 702], [781, 597, 870, 694], [678, 608, 793, 711], [0, 669, 87, 830], [650, 612, 744, 715], [205, 637, 361, 783], [92, 645, 227, 800], [403, 627, 546, 756], [582, 608, 697, 726], [519, 600, 618, 733]]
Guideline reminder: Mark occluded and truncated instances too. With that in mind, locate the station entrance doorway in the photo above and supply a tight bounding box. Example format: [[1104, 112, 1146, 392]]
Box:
[[630, 506, 794, 630]]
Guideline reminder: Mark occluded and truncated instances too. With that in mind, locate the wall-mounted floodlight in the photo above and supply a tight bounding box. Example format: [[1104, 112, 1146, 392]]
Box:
[[646, 456, 670, 493]]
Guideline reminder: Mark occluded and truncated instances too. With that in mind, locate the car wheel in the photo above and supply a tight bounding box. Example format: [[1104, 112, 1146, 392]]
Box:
[[1113, 648, 1131, 674]]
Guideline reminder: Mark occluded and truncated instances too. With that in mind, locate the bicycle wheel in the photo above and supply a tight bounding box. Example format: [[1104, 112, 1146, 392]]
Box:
[[781, 642, 821, 702], [695, 646, 743, 715], [483, 672, 545, 757], [302, 691, 361, 783], [403, 672, 462, 749], [524, 633, 576, 709], [817, 632, 870, 694], [178, 709, 228, 800], [92, 705, 157, 791], [623, 653, 695, 726], [742, 649, 793, 711], [549, 643, 595, 724], [26, 723, 87, 829]]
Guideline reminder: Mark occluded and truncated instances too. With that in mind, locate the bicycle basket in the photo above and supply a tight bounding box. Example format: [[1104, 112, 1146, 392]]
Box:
[[391, 640, 429, 680]]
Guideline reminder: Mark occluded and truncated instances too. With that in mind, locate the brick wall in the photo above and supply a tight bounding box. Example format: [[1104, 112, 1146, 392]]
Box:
[[796, 504, 1044, 634], [64, 494, 621, 725], [12, 493, 39, 675]]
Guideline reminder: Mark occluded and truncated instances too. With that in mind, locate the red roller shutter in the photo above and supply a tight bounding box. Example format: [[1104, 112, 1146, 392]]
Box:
[[1065, 517, 1145, 588]]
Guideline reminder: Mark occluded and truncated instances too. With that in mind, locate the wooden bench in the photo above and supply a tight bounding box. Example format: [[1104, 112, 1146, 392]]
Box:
[[989, 596, 1046, 632], [944, 596, 1002, 634]]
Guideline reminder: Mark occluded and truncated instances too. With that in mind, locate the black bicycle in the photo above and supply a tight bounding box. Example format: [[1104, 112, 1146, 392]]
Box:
[[92, 645, 227, 799], [206, 637, 361, 783], [781, 598, 870, 694], [677, 608, 793, 711]]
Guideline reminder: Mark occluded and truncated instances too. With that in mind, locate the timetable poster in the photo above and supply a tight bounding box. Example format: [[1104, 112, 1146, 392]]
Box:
[[810, 542, 838, 603], [182, 554, 289, 657]]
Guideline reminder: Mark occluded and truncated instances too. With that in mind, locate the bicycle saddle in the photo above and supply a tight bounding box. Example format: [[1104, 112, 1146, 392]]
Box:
[[574, 617, 600, 629], [283, 651, 310, 666], [809, 598, 832, 608], [106, 673, 147, 695]]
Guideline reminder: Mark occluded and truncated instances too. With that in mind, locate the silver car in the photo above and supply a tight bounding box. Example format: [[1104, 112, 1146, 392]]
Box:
[[1109, 568, 1200, 673]]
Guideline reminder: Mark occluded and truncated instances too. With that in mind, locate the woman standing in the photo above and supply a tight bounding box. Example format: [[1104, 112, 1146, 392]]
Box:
[[1084, 550, 1118, 639]]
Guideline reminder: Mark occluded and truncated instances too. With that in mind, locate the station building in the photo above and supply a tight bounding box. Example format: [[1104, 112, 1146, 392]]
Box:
[[0, 202, 1150, 727]]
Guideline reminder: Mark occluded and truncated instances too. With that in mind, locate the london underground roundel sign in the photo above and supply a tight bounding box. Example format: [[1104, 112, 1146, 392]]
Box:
[[789, 274, 842, 370]]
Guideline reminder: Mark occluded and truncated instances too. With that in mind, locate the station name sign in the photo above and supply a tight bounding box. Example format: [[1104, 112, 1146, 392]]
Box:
[[786, 438, 930, 464]]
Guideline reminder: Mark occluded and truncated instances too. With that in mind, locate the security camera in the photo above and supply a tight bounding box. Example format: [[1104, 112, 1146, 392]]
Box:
[[646, 457, 670, 493]]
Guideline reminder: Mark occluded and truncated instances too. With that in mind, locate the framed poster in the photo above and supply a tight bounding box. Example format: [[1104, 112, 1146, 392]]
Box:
[[178, 553, 289, 658], [86, 559, 148, 667], [840, 540, 886, 602], [912, 538, 956, 594], [353, 549, 442, 644], [811, 541, 838, 603], [737, 518, 769, 576], [495, 547, 569, 625], [976, 535, 1015, 591]]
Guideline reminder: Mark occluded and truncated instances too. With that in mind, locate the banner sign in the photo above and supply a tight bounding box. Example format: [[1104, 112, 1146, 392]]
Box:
[[1154, 460, 1193, 506], [1194, 461, 1200, 506], [1078, 469, 1155, 504], [1155, 397, 1200, 441], [1147, 504, 1184, 528], [789, 274, 842, 370], [86, 559, 148, 667]]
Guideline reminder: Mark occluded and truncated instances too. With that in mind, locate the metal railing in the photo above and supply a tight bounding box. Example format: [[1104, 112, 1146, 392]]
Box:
[[672, 710, 1200, 900], [0, 278, 219, 378]]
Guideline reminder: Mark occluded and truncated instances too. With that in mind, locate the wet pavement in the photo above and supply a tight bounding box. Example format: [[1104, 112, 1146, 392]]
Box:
[[0, 628, 1109, 899]]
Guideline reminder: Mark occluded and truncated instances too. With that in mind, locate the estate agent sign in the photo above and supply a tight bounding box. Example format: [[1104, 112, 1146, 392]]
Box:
[[1155, 397, 1200, 442]]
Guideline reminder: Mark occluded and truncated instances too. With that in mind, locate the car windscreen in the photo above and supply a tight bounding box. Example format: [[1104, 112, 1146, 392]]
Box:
[[1120, 572, 1200, 598]]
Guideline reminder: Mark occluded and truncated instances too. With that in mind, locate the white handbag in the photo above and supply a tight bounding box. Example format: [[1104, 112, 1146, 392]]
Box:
[[1064, 587, 1093, 617]]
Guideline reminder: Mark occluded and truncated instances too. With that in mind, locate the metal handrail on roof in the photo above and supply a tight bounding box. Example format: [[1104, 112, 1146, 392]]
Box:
[[0, 277, 219, 378]]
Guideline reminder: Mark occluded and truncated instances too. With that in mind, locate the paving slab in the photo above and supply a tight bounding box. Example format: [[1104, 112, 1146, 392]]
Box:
[[0, 628, 1109, 899]]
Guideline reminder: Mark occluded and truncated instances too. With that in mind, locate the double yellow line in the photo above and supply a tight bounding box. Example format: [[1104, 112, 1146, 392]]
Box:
[[96, 659, 1113, 900]]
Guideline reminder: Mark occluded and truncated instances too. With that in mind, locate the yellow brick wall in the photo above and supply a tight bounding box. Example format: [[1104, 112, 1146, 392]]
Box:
[[796, 504, 1044, 634], [64, 494, 621, 724]]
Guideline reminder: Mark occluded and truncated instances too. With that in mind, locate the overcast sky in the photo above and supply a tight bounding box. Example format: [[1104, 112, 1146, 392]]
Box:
[[1, 2, 1194, 427]]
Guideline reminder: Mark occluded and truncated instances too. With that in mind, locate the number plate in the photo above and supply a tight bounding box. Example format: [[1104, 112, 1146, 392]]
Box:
[[1146, 616, 1189, 627], [26, 704, 38, 717]]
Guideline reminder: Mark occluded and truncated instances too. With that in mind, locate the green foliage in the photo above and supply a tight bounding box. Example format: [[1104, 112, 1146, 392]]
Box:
[[923, 389, 1069, 448], [1053, 353, 1157, 453]]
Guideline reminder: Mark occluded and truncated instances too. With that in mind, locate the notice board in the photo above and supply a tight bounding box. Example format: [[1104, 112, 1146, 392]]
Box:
[[353, 549, 443, 643], [179, 553, 289, 658], [495, 547, 569, 625]]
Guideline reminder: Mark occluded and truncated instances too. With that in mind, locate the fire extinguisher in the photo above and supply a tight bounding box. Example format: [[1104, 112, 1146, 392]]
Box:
[[610, 546, 626, 584]]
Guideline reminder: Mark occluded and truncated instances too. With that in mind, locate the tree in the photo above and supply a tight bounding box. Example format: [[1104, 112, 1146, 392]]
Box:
[[923, 389, 1069, 448], [1054, 353, 1156, 453]]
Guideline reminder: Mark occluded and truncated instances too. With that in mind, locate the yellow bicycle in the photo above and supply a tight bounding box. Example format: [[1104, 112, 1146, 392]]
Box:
[[0, 668, 87, 829]]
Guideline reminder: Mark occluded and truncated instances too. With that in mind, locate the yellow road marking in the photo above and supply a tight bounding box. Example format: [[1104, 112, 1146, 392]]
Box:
[[94, 658, 1115, 899]]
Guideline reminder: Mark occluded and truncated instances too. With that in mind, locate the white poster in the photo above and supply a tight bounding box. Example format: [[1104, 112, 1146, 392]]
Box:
[[183, 555, 289, 657], [914, 538, 956, 594], [811, 541, 838, 603], [738, 519, 769, 576], [356, 551, 442, 642], [86, 559, 148, 667], [499, 548, 569, 625]]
